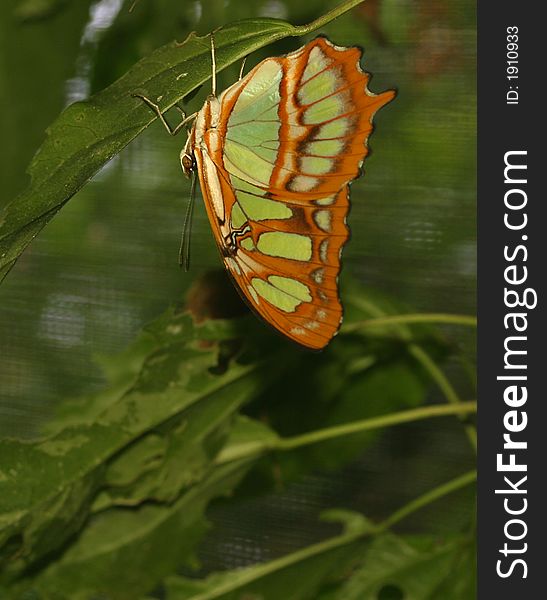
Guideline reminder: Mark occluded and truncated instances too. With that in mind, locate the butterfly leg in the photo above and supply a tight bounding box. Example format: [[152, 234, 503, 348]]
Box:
[[132, 93, 196, 136], [209, 33, 217, 96], [208, 31, 245, 87], [238, 56, 248, 81]]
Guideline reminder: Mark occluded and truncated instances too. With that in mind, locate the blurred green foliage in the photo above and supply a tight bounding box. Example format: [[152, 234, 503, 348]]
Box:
[[0, 0, 475, 433], [0, 0, 476, 598], [1, 284, 475, 598]]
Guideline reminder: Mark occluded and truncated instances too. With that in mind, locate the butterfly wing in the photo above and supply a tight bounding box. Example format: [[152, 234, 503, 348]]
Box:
[[195, 37, 395, 349]]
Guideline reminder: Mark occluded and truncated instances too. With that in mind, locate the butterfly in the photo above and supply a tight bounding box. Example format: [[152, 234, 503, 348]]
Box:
[[134, 35, 395, 350]]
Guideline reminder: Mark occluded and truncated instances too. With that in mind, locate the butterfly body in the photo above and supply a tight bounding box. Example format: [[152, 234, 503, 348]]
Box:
[[181, 37, 394, 350]]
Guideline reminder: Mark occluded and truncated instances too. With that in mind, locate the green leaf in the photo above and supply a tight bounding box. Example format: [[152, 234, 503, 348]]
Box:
[[164, 510, 373, 600], [95, 382, 247, 510], [0, 0, 364, 282], [0, 311, 264, 583], [319, 532, 476, 600], [0, 0, 96, 203], [161, 523, 475, 600], [2, 406, 282, 598], [214, 414, 280, 465], [7, 459, 252, 600]]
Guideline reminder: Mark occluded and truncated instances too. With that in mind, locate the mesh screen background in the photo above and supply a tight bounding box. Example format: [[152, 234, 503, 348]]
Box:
[[0, 0, 476, 577]]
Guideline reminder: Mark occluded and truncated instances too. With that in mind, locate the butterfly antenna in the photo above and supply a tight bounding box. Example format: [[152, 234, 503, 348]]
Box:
[[210, 34, 217, 96], [179, 173, 197, 271]]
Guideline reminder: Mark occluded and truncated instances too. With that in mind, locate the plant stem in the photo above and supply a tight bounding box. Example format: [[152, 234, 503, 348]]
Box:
[[379, 469, 477, 530], [343, 313, 477, 333], [346, 296, 477, 454], [408, 344, 477, 452], [216, 401, 476, 465], [408, 345, 461, 405], [294, 0, 366, 35], [185, 470, 476, 600], [278, 401, 476, 451]]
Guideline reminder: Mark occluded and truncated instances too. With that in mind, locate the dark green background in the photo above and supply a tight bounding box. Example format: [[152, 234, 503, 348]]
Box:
[[0, 0, 475, 578], [0, 0, 476, 434]]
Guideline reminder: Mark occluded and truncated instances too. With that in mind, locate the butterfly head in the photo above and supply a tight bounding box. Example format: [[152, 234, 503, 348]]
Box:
[[180, 131, 196, 178], [180, 152, 194, 177]]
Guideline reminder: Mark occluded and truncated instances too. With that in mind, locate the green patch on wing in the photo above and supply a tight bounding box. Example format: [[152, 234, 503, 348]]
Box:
[[241, 237, 256, 251], [238, 191, 293, 222], [224, 141, 276, 186], [257, 231, 313, 260], [252, 277, 305, 312], [268, 276, 312, 302], [315, 117, 351, 139], [301, 155, 334, 176], [227, 60, 282, 125]]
